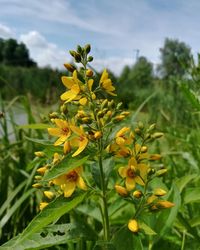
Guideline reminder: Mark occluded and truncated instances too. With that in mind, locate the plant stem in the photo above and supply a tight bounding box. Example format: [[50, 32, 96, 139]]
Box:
[[98, 141, 110, 242]]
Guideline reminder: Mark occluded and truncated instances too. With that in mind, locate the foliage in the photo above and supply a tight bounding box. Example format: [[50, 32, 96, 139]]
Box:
[[0, 38, 36, 67], [157, 38, 192, 79]]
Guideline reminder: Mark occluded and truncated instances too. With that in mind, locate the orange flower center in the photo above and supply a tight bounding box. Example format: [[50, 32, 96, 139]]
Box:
[[127, 168, 136, 178], [66, 170, 78, 182], [79, 136, 85, 141], [62, 127, 69, 134]]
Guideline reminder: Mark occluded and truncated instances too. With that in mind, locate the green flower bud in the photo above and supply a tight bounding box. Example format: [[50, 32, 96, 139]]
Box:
[[77, 45, 83, 54], [84, 44, 91, 54], [87, 56, 93, 62]]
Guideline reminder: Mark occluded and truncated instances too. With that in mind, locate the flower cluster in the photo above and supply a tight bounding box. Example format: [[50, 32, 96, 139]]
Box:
[[32, 44, 174, 237]]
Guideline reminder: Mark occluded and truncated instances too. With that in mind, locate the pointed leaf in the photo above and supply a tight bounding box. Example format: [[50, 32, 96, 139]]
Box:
[[43, 155, 89, 181]]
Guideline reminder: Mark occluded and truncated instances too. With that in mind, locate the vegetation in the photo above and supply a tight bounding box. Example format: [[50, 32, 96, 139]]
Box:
[[0, 38, 200, 250]]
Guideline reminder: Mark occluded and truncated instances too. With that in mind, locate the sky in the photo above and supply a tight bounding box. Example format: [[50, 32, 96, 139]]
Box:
[[0, 0, 199, 75]]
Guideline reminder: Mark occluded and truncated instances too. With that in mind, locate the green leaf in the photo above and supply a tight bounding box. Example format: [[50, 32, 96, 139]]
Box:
[[190, 216, 200, 227], [184, 188, 200, 204], [139, 222, 157, 235], [0, 222, 96, 250], [18, 123, 52, 129], [8, 193, 87, 249], [175, 174, 197, 193], [25, 136, 53, 146], [43, 155, 89, 181], [180, 83, 200, 110], [112, 226, 143, 250]]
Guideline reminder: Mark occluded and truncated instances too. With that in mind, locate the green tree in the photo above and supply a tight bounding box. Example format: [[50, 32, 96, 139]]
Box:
[[118, 57, 153, 107], [158, 38, 192, 79]]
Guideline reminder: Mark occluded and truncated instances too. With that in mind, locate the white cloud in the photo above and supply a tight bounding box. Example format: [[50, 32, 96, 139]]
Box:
[[0, 23, 14, 38], [19, 31, 67, 69]]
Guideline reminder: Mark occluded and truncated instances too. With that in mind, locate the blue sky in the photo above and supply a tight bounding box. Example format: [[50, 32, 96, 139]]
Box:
[[0, 0, 199, 74]]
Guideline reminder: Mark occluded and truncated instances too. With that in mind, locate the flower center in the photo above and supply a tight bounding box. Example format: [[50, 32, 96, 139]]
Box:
[[66, 170, 78, 182], [62, 127, 69, 134], [127, 168, 136, 178]]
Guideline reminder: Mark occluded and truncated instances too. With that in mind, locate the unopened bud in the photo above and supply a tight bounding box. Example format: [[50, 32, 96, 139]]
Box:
[[63, 63, 76, 72], [94, 131, 102, 139], [141, 146, 148, 153], [147, 168, 155, 176], [37, 166, 48, 175], [39, 202, 48, 210], [34, 151, 45, 158], [32, 183, 42, 188], [134, 128, 141, 135], [84, 44, 91, 54], [148, 123, 156, 131], [101, 99, 108, 109], [44, 191, 55, 200], [138, 121, 144, 129], [60, 104, 68, 114], [49, 112, 59, 119], [128, 219, 139, 233], [151, 132, 164, 139], [34, 175, 42, 181], [156, 200, 175, 209], [108, 100, 115, 108], [113, 115, 125, 122], [77, 45, 82, 54], [116, 102, 123, 110], [153, 188, 167, 197], [156, 168, 167, 177], [69, 50, 76, 57], [115, 185, 128, 197], [87, 56, 93, 62], [149, 154, 162, 161], [133, 190, 143, 198], [81, 117, 92, 124], [74, 52, 81, 63], [86, 69, 93, 77]]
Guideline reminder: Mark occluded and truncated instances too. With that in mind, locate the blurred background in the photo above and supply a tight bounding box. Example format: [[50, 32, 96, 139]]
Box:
[[0, 1, 200, 249]]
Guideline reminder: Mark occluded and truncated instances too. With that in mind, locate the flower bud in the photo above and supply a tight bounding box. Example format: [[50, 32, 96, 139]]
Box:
[[37, 166, 48, 175], [34, 175, 42, 180], [133, 190, 143, 198], [153, 188, 167, 197], [156, 200, 175, 209], [151, 132, 164, 139], [116, 102, 123, 110], [141, 146, 148, 153], [108, 100, 115, 108], [84, 44, 91, 54], [49, 112, 59, 119], [34, 151, 45, 158], [60, 104, 68, 114], [63, 63, 76, 72], [115, 185, 128, 197], [134, 128, 141, 135], [69, 50, 76, 57], [101, 99, 108, 109], [44, 191, 55, 200], [128, 219, 139, 233], [113, 115, 125, 122], [77, 45, 82, 54], [74, 52, 81, 62], [32, 183, 42, 188], [94, 131, 102, 139], [149, 154, 162, 161], [147, 168, 155, 176], [138, 121, 144, 129], [87, 56, 93, 62], [156, 168, 167, 177], [39, 202, 48, 210], [86, 69, 93, 77], [148, 123, 156, 131], [81, 117, 92, 124]]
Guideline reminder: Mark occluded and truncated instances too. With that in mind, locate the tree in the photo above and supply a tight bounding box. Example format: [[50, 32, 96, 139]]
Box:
[[118, 57, 154, 107], [158, 38, 192, 79]]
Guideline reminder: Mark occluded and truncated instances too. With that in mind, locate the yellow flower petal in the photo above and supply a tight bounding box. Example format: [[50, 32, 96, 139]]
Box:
[[54, 135, 68, 146], [118, 166, 127, 178], [79, 97, 88, 105], [72, 137, 88, 157], [61, 76, 74, 88], [61, 182, 76, 197], [126, 177, 136, 191], [77, 176, 87, 190]]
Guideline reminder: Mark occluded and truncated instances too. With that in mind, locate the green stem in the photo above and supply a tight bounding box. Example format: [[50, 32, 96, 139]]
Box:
[[98, 142, 110, 242]]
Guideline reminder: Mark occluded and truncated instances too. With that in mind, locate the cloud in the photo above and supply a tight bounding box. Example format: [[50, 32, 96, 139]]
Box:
[[19, 31, 68, 69], [0, 23, 14, 38]]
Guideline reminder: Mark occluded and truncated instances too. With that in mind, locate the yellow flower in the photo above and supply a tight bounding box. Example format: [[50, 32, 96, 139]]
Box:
[[153, 188, 167, 196], [70, 125, 88, 157], [48, 119, 71, 146], [99, 69, 116, 96], [115, 127, 131, 146], [52, 167, 87, 197], [60, 70, 82, 103], [118, 157, 148, 191], [128, 219, 139, 233]]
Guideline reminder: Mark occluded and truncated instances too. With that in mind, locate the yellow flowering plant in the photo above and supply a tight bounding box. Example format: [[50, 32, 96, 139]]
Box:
[[3, 44, 176, 250]]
